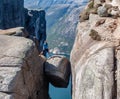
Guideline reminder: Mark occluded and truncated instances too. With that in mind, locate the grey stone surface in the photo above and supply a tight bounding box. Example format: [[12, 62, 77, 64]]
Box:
[[0, 0, 24, 29], [97, 6, 109, 17], [117, 50, 120, 99], [45, 56, 71, 88], [0, 35, 49, 99], [70, 13, 120, 99]]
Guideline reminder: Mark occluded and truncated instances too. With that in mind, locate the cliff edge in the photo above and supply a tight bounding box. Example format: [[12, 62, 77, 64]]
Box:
[[71, 0, 120, 99], [0, 35, 49, 99]]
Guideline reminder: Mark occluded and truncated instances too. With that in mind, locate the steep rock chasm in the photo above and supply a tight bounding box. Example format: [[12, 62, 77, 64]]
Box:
[[70, 0, 120, 99]]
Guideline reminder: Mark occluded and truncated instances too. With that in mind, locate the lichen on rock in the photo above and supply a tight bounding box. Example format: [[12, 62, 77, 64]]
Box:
[[89, 29, 101, 41]]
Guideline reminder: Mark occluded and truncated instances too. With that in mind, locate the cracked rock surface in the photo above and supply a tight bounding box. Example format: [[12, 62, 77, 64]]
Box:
[[70, 13, 120, 99], [0, 35, 49, 99]]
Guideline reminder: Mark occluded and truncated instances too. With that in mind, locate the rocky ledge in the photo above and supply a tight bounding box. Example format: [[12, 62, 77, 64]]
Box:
[[0, 35, 49, 99]]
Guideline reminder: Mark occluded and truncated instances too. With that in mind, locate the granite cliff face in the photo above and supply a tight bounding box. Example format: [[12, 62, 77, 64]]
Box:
[[0, 1, 72, 99], [0, 35, 49, 99], [0, 0, 24, 29], [0, 0, 49, 99], [24, 8, 46, 51], [71, 0, 120, 99]]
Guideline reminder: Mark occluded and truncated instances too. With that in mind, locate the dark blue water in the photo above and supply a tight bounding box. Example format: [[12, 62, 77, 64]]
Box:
[[49, 78, 71, 99]]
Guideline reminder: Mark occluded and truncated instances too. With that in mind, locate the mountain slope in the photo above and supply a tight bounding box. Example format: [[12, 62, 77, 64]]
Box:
[[24, 0, 88, 53]]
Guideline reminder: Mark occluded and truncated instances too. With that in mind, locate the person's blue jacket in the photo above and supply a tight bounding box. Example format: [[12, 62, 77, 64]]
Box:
[[43, 42, 48, 50]]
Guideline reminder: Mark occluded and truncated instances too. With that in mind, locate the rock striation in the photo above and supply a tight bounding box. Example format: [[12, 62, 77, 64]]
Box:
[[0, 0, 24, 29], [71, 0, 120, 99], [0, 35, 49, 99]]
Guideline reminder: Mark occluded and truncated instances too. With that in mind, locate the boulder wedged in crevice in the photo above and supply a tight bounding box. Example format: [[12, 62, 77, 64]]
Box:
[[44, 55, 71, 88]]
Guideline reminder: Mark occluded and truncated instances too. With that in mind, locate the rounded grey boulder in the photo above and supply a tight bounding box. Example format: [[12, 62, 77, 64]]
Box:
[[97, 6, 109, 17], [45, 55, 71, 88]]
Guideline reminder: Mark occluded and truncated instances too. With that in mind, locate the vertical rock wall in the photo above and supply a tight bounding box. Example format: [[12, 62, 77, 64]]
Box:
[[70, 13, 120, 99], [25, 9, 46, 51], [0, 35, 49, 99], [0, 1, 48, 99], [0, 1, 3, 28], [117, 50, 120, 98], [0, 0, 24, 29], [70, 0, 120, 98]]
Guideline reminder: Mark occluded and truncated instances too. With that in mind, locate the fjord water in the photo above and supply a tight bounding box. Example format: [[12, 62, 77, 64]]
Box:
[[49, 77, 72, 99]]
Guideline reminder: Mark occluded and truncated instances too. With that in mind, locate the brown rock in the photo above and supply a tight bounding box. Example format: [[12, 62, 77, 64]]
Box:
[[100, 0, 105, 3], [79, 0, 96, 22], [107, 21, 117, 33], [89, 29, 101, 41], [95, 19, 106, 26], [79, 10, 90, 22], [45, 55, 71, 88], [0, 27, 29, 37]]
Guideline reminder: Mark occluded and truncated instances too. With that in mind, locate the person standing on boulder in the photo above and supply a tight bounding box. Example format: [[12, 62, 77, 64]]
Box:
[[42, 40, 49, 58]]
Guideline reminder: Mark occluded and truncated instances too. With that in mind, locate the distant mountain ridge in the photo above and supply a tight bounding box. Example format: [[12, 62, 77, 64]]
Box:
[[24, 0, 88, 53], [24, 0, 87, 9]]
